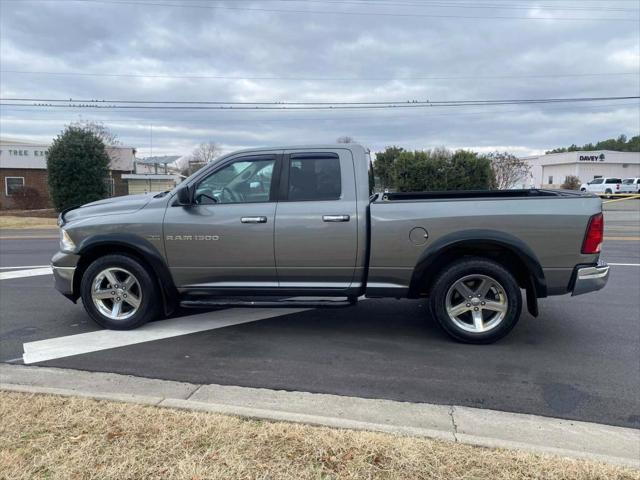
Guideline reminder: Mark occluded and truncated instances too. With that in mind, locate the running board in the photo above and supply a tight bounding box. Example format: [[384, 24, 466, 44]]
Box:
[[180, 297, 357, 309]]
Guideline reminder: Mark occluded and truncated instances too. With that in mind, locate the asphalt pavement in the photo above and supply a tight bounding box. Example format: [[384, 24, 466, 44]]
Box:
[[0, 206, 638, 429]]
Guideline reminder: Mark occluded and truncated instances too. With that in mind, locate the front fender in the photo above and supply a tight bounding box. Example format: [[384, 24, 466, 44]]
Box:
[[75, 234, 179, 314]]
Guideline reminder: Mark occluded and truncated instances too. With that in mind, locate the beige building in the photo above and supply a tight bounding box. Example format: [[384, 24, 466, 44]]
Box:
[[521, 150, 640, 188], [123, 174, 180, 194]]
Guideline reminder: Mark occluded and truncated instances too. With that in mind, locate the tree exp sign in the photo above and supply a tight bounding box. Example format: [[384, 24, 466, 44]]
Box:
[[578, 153, 606, 162]]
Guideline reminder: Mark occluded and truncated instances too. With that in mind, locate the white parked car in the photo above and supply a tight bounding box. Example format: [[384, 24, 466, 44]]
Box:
[[580, 177, 622, 197], [620, 178, 640, 194]]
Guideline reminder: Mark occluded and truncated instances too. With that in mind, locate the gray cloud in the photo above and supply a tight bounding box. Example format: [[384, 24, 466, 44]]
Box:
[[0, 0, 638, 157]]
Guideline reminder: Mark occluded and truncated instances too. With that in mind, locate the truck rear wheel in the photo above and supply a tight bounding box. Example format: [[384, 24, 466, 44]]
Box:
[[80, 254, 159, 330], [429, 257, 522, 344]]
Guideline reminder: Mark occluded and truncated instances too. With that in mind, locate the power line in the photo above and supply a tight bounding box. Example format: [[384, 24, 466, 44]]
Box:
[[294, 0, 639, 13], [73, 0, 637, 22], [2, 101, 636, 122], [2, 69, 638, 82], [2, 96, 638, 110]]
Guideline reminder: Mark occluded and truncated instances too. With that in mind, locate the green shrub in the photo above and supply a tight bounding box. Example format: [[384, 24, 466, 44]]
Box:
[[375, 147, 494, 192], [47, 126, 110, 211]]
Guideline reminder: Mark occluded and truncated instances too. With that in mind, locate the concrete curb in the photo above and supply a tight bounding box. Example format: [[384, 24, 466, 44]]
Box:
[[1, 364, 638, 468]]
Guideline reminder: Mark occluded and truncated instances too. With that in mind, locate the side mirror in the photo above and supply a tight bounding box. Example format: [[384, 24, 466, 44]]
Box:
[[175, 186, 193, 206]]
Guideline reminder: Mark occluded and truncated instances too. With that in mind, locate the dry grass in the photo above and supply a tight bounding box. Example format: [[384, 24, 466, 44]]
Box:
[[0, 391, 637, 480], [0, 216, 57, 229]]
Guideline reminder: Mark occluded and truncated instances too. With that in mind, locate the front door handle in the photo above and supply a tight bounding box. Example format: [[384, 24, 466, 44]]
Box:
[[241, 216, 267, 224], [322, 215, 350, 222]]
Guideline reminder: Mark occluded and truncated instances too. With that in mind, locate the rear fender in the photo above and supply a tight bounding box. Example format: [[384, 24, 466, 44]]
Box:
[[409, 229, 546, 315]]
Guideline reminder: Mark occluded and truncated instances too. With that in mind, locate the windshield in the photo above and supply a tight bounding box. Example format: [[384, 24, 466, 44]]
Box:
[[622, 179, 635, 184]]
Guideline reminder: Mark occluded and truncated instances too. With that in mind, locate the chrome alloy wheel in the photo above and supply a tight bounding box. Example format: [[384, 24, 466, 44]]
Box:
[[445, 274, 508, 333], [91, 267, 142, 321]]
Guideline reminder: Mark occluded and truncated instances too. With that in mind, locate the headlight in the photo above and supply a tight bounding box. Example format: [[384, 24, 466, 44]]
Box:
[[60, 228, 76, 252]]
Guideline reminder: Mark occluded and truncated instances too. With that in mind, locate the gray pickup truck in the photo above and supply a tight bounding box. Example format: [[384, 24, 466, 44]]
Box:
[[52, 144, 609, 343]]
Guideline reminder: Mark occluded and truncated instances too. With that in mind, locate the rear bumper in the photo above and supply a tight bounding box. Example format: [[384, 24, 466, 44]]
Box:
[[571, 262, 609, 296]]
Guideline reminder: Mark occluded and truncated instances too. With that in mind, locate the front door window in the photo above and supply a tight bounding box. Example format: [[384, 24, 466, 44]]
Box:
[[195, 158, 275, 205]]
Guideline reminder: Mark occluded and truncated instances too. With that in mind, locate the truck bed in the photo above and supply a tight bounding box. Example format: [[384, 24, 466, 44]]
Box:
[[377, 189, 590, 202], [367, 190, 602, 298]]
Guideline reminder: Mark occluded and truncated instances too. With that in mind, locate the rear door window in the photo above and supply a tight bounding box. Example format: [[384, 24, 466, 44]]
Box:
[[605, 178, 622, 184], [287, 155, 342, 201]]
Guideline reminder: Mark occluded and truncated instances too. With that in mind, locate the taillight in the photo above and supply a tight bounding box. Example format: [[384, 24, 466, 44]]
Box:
[[582, 213, 604, 254], [616, 184, 620, 190]]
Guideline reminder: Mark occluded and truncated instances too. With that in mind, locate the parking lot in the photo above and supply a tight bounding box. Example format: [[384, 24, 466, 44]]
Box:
[[1, 202, 638, 429]]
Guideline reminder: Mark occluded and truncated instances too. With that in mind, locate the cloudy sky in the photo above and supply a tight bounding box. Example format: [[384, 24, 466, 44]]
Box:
[[0, 0, 638, 158]]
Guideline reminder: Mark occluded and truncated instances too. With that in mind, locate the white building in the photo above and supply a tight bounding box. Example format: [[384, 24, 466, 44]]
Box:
[[521, 150, 640, 188]]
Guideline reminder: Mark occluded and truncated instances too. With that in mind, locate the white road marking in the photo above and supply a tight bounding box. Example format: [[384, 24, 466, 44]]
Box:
[[0, 265, 50, 270], [0, 267, 53, 280], [608, 263, 640, 266], [22, 308, 309, 364]]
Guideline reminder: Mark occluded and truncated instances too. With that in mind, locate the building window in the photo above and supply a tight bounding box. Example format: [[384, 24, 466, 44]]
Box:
[[104, 177, 115, 197], [548, 176, 553, 184], [5, 176, 25, 196]]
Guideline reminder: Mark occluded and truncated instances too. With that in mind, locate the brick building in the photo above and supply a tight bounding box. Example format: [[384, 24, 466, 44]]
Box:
[[0, 138, 136, 210]]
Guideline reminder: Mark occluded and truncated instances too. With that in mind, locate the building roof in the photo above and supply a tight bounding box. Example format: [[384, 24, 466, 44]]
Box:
[[122, 174, 179, 180], [137, 155, 181, 165]]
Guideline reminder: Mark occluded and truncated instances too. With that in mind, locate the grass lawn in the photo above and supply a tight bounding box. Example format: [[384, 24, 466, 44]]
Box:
[[1, 391, 637, 480], [0, 216, 57, 229]]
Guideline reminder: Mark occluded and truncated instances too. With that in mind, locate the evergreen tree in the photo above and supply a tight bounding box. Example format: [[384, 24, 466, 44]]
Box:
[[47, 126, 111, 211]]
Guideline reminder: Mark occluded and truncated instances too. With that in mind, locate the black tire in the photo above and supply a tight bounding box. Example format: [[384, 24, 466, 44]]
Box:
[[80, 254, 159, 330], [428, 257, 522, 344], [605, 188, 613, 199]]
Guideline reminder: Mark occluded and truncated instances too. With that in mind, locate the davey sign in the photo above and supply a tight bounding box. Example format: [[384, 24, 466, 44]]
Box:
[[578, 153, 605, 162]]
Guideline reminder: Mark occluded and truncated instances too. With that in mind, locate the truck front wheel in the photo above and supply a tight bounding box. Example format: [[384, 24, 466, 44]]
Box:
[[80, 254, 159, 330], [429, 257, 522, 344]]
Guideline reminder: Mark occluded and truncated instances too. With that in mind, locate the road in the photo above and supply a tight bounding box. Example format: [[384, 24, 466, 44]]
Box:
[[0, 207, 638, 429]]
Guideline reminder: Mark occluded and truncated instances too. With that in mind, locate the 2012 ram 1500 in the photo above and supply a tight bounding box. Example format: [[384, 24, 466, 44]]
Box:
[[52, 144, 609, 343]]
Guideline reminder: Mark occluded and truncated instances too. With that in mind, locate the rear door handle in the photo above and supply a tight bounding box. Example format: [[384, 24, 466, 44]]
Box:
[[241, 216, 267, 224], [322, 215, 350, 222]]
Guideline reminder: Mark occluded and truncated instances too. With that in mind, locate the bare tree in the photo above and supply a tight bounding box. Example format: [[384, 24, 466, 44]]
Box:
[[69, 120, 120, 145], [561, 175, 581, 190], [183, 141, 221, 176], [336, 136, 356, 144], [487, 152, 532, 189]]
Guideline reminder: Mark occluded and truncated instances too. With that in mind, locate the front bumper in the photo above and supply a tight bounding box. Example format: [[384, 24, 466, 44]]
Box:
[[52, 265, 76, 297], [51, 251, 80, 300], [571, 262, 609, 296]]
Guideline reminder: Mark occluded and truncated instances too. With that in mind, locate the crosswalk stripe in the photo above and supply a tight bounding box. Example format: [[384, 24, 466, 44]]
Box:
[[22, 308, 309, 364]]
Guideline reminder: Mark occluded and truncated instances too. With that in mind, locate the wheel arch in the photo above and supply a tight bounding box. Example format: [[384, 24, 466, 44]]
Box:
[[408, 229, 546, 316], [73, 234, 178, 315]]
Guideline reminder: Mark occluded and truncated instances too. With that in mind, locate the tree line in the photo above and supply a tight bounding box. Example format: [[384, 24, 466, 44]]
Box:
[[372, 146, 530, 192], [546, 134, 639, 154]]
